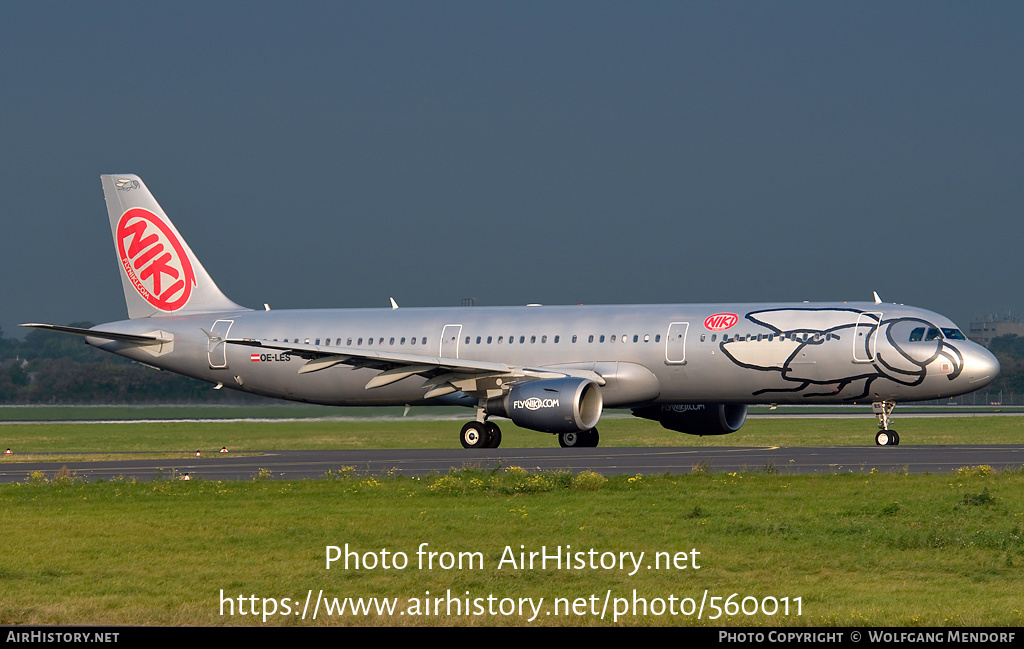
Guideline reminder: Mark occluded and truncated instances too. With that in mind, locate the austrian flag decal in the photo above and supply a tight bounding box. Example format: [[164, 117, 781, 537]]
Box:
[[116, 208, 196, 312], [704, 313, 738, 331]]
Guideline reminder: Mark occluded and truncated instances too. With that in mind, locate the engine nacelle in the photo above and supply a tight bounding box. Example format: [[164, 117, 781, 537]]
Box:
[[488, 377, 603, 434], [632, 404, 748, 436]]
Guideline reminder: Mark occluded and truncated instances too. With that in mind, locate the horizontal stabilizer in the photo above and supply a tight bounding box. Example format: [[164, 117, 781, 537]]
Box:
[[20, 323, 172, 345]]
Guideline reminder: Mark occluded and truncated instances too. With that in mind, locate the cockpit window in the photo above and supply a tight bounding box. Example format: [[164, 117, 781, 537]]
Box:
[[941, 328, 966, 340], [909, 327, 966, 342]]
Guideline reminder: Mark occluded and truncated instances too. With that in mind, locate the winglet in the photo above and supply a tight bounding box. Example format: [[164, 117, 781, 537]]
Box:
[[390, 297, 399, 310], [873, 291, 882, 304]]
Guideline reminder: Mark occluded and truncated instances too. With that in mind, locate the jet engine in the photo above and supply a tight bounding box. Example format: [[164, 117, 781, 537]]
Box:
[[487, 377, 603, 434], [632, 404, 747, 436]]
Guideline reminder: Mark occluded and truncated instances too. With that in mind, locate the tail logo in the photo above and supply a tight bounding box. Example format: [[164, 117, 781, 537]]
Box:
[[116, 209, 197, 312]]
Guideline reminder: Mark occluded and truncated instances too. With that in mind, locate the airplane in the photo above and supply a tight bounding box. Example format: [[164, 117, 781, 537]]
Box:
[[22, 174, 1000, 449]]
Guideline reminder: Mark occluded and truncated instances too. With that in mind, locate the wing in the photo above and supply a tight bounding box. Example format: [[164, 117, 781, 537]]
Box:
[[225, 337, 604, 399]]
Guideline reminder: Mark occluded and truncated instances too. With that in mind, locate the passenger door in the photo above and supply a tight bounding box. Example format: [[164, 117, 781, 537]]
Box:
[[665, 322, 688, 364]]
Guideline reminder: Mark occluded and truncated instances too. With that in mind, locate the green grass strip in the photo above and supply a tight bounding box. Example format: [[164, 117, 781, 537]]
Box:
[[1, 466, 1021, 626]]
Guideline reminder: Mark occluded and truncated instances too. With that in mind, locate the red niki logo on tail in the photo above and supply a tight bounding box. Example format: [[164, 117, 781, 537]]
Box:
[[116, 208, 196, 311]]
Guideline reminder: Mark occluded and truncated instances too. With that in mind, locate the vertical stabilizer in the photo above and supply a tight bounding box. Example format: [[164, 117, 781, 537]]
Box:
[[101, 174, 249, 319]]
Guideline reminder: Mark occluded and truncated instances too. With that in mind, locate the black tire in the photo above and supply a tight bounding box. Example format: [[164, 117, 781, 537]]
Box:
[[558, 431, 581, 448], [875, 430, 893, 446], [460, 422, 490, 449], [485, 422, 502, 449], [585, 428, 600, 447], [891, 430, 900, 446]]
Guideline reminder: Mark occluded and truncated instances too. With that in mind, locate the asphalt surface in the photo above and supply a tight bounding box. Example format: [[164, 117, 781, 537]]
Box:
[[2, 445, 1023, 483]]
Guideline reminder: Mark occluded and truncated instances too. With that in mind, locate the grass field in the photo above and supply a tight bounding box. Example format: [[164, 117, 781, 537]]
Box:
[[1, 410, 1022, 627], [0, 466, 1021, 626], [2, 409, 1024, 458]]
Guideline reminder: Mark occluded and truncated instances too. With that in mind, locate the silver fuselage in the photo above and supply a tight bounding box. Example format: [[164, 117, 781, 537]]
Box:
[[87, 301, 999, 409]]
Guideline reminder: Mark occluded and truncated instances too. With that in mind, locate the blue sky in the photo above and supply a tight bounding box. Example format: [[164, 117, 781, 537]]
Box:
[[3, 2, 1022, 337]]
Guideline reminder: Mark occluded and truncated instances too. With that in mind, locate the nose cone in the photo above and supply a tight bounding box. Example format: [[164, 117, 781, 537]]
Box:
[[962, 346, 1000, 388]]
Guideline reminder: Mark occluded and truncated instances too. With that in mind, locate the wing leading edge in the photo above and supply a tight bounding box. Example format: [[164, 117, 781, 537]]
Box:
[[225, 337, 604, 399]]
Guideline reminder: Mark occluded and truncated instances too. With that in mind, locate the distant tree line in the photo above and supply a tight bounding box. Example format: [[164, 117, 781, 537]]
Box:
[[986, 334, 1024, 393], [0, 323, 266, 404]]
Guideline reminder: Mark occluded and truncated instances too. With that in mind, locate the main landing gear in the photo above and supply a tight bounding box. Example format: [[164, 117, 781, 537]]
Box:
[[558, 429, 600, 448], [872, 401, 900, 446], [457, 420, 601, 449], [459, 421, 502, 449]]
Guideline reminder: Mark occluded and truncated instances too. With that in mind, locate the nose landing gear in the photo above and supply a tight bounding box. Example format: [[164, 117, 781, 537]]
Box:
[[872, 401, 900, 446]]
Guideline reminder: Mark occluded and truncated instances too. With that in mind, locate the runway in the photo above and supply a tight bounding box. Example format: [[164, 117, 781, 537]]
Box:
[[2, 445, 1022, 483]]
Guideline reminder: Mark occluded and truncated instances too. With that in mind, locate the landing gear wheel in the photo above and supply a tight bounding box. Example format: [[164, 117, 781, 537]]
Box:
[[484, 422, 502, 449], [875, 430, 899, 446], [460, 421, 491, 449], [559, 430, 599, 448], [872, 401, 899, 446], [558, 431, 581, 448]]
